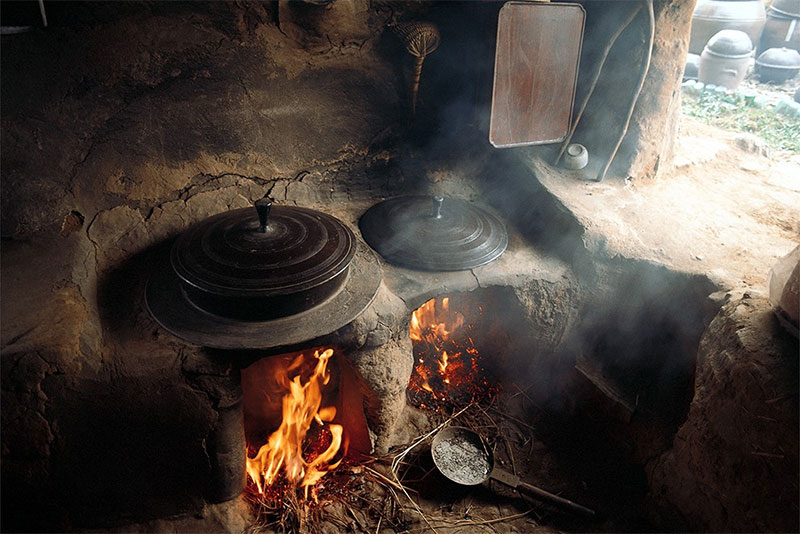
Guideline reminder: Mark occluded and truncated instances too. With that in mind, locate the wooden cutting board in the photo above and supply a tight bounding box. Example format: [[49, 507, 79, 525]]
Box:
[[489, 2, 585, 148]]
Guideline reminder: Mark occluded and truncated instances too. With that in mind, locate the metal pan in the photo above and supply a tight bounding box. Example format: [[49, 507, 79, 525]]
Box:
[[431, 426, 595, 518]]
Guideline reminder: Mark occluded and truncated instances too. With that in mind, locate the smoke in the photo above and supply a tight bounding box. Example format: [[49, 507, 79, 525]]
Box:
[[384, 1, 501, 176], [370, 1, 719, 423], [565, 259, 719, 424]]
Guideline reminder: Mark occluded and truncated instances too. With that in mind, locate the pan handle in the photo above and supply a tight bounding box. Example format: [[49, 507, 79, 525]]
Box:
[[515, 481, 596, 518]]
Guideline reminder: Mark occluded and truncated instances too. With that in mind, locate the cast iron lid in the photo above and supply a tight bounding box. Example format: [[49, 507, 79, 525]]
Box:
[[172, 198, 355, 300], [359, 195, 508, 271], [145, 199, 382, 349]]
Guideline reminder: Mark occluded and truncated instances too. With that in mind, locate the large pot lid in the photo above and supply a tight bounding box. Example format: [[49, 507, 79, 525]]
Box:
[[146, 200, 382, 349], [172, 199, 354, 299], [359, 195, 508, 271]]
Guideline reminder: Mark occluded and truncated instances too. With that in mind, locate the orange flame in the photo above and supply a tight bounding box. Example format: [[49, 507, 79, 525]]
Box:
[[408, 297, 498, 408], [246, 349, 345, 499], [410, 297, 464, 344], [439, 351, 449, 373], [410, 298, 465, 389]]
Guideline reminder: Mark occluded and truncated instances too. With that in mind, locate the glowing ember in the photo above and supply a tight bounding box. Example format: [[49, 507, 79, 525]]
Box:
[[246, 349, 346, 499], [408, 297, 498, 409]]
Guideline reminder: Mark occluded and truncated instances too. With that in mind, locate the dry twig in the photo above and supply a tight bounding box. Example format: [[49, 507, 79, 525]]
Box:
[[597, 0, 655, 181], [487, 405, 536, 432], [388, 402, 475, 533], [403, 508, 536, 532]]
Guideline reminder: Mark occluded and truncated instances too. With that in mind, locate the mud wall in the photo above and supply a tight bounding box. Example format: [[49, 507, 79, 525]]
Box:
[[648, 294, 799, 532]]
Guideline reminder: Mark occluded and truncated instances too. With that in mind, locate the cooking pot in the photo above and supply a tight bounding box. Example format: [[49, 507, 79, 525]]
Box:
[[146, 199, 382, 349], [170, 198, 355, 321], [359, 195, 508, 271]]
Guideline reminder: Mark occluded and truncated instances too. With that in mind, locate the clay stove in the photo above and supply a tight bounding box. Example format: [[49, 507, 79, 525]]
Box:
[[159, 191, 576, 506], [234, 284, 537, 516]]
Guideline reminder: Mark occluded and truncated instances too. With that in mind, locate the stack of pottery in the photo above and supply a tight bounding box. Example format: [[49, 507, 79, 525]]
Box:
[[755, 47, 800, 82], [690, 0, 767, 55], [757, 0, 800, 56], [698, 30, 754, 90]]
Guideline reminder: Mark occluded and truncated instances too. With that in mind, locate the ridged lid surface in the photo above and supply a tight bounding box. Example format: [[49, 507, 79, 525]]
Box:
[[171, 204, 355, 298], [359, 195, 508, 271]]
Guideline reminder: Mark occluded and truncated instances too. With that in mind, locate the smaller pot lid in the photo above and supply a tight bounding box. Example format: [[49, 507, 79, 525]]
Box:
[[359, 195, 508, 271], [756, 47, 800, 69], [704, 29, 753, 58], [171, 200, 355, 298]]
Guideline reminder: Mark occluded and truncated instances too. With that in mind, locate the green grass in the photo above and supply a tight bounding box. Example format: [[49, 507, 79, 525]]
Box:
[[682, 90, 800, 152]]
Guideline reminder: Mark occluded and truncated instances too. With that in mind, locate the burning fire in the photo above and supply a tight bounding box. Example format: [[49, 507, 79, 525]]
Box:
[[408, 297, 497, 408], [246, 349, 346, 499]]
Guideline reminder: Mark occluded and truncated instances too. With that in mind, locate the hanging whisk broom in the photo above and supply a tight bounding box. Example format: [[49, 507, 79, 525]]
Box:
[[392, 22, 441, 116]]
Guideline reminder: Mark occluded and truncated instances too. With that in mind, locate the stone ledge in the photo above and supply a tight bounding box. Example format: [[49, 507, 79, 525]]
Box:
[[509, 118, 799, 294]]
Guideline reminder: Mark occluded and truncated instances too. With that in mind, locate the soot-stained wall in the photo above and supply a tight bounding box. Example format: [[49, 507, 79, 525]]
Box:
[[0, 2, 404, 530]]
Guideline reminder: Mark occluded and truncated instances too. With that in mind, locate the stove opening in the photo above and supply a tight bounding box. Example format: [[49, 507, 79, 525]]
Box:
[[407, 292, 516, 412], [241, 348, 370, 508]]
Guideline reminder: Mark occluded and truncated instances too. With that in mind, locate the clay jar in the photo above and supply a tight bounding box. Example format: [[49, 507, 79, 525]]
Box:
[[699, 30, 754, 90], [690, 0, 766, 55], [757, 0, 800, 56]]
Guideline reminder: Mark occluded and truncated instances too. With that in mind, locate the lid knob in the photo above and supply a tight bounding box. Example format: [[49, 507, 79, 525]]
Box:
[[432, 196, 444, 219], [254, 198, 272, 233]]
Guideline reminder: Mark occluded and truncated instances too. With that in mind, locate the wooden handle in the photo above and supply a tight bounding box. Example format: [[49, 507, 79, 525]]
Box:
[[515, 481, 596, 518], [411, 55, 425, 115]]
